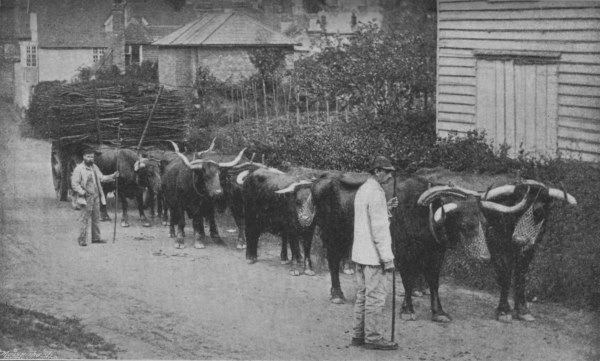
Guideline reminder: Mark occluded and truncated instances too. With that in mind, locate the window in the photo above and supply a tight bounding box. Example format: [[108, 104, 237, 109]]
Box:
[[93, 48, 105, 63], [125, 45, 141, 65], [26, 45, 37, 67]]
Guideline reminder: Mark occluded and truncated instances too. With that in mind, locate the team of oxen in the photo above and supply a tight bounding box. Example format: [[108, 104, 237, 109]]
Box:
[[87, 140, 577, 324]]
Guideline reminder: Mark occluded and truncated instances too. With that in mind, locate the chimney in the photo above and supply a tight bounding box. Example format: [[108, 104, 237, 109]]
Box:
[[111, 0, 126, 71]]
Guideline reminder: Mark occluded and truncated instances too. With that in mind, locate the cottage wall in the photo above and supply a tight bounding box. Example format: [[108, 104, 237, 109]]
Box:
[[39, 48, 96, 82], [437, 0, 600, 162], [143, 45, 159, 63], [158, 47, 193, 88]]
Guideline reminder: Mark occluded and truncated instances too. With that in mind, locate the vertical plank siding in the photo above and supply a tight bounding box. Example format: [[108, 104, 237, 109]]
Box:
[[437, 0, 600, 161]]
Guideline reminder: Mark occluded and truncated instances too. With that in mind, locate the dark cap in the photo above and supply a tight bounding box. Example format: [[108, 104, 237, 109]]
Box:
[[369, 156, 395, 172]]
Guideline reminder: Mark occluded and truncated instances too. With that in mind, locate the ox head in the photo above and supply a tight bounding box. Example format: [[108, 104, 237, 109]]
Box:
[[168, 141, 246, 199], [134, 153, 162, 194], [275, 179, 316, 228], [481, 179, 577, 249], [418, 184, 529, 261]]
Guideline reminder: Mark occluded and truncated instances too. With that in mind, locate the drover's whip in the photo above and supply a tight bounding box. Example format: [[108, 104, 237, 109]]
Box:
[[113, 122, 122, 244], [391, 167, 397, 342]]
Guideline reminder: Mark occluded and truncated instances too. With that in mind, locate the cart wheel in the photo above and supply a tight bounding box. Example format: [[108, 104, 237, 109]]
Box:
[[51, 143, 69, 201]]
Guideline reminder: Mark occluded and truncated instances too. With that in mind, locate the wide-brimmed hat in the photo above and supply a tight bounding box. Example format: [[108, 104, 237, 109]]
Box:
[[369, 156, 395, 172]]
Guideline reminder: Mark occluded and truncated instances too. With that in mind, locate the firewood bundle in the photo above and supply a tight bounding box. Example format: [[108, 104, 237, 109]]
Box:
[[29, 81, 188, 147]]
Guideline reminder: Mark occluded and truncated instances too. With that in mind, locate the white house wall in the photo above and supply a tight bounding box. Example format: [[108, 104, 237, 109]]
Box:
[[437, 0, 600, 162], [39, 48, 97, 82]]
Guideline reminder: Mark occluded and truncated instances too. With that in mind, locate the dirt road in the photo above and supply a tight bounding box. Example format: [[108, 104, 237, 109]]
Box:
[[0, 100, 598, 360]]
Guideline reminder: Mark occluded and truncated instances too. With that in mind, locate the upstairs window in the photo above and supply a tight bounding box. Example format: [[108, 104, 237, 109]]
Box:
[[93, 48, 106, 63], [26, 45, 37, 67]]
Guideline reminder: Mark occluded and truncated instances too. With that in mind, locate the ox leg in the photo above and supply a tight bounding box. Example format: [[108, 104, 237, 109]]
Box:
[[301, 227, 316, 276], [171, 208, 185, 248], [160, 195, 170, 227], [424, 251, 451, 322], [120, 193, 130, 228], [146, 189, 156, 218], [399, 261, 417, 321], [514, 248, 536, 322], [234, 215, 247, 250], [327, 249, 345, 304], [280, 236, 289, 265], [492, 250, 515, 323], [206, 208, 222, 242], [245, 218, 261, 264], [193, 216, 206, 249], [136, 188, 151, 227]]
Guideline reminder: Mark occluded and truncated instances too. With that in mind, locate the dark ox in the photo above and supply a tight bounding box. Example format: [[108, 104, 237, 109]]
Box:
[[237, 168, 317, 275], [161, 142, 245, 249], [310, 172, 528, 323], [416, 167, 577, 322], [137, 147, 189, 226], [92, 145, 153, 227]]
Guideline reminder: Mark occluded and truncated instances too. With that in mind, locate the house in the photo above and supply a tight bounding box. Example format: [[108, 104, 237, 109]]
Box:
[[437, 0, 600, 162], [0, 0, 29, 102], [153, 12, 298, 87]]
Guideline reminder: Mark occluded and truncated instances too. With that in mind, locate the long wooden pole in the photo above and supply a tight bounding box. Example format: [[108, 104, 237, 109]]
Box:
[[391, 169, 397, 342], [113, 122, 122, 244], [93, 81, 102, 144], [137, 85, 164, 152]]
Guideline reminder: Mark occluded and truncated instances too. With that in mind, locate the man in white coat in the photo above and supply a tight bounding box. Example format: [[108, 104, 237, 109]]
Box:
[[351, 155, 398, 350]]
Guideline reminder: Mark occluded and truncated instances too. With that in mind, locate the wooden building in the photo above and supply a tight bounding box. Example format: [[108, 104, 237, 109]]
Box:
[[437, 0, 600, 162]]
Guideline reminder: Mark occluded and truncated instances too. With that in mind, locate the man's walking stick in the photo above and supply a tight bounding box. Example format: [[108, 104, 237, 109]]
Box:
[[391, 170, 397, 342], [113, 122, 122, 244]]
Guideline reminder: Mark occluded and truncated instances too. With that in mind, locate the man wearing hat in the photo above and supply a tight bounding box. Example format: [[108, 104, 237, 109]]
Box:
[[71, 149, 119, 247], [351, 155, 399, 350]]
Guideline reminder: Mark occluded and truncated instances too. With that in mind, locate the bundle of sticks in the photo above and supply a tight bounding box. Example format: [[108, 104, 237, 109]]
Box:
[[29, 81, 188, 147]]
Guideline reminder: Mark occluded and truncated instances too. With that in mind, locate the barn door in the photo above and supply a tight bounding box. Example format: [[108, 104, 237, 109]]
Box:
[[476, 59, 558, 158]]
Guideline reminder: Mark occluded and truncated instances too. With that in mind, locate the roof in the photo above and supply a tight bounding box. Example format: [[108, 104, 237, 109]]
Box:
[[153, 12, 299, 47], [126, 0, 199, 27], [30, 0, 112, 48], [125, 19, 151, 44]]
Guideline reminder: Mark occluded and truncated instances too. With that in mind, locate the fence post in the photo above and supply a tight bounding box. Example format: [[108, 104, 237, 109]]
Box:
[[296, 86, 300, 126]]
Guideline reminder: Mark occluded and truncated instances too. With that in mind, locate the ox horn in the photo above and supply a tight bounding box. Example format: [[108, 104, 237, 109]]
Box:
[[433, 203, 458, 223], [275, 180, 313, 194], [168, 140, 205, 170], [197, 137, 216, 157], [418, 185, 479, 206], [481, 187, 529, 213], [483, 180, 548, 200], [250, 153, 256, 163], [548, 188, 577, 205], [236, 170, 250, 185], [168, 141, 180, 153], [219, 148, 247, 168]]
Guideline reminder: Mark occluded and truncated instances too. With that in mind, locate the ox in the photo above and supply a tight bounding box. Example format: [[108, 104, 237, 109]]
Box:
[[161, 142, 245, 249], [237, 168, 317, 275], [310, 171, 528, 323], [416, 167, 577, 322], [92, 145, 153, 227]]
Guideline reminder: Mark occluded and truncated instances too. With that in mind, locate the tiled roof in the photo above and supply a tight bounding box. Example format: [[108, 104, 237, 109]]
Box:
[[31, 0, 112, 48], [125, 19, 152, 44], [153, 12, 298, 47]]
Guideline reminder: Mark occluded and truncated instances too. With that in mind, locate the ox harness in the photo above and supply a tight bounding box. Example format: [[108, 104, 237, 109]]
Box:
[[512, 188, 544, 251]]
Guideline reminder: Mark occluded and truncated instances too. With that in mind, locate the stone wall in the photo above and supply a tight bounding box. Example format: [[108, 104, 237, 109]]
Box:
[[158, 47, 192, 88]]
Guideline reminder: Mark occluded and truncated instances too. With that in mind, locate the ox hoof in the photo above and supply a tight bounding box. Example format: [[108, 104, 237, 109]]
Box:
[[497, 313, 513, 323], [142, 222, 151, 228], [412, 290, 424, 298], [304, 269, 316, 276], [331, 297, 345, 305], [247, 259, 257, 265], [281, 260, 290, 265], [101, 217, 111, 222], [516, 313, 535, 322], [194, 242, 205, 249], [169, 233, 176, 238], [236, 244, 247, 250], [174, 242, 185, 249], [289, 269, 301, 276], [163, 222, 169, 227], [401, 313, 417, 321], [432, 314, 452, 323], [343, 268, 355, 275], [121, 222, 130, 228]]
